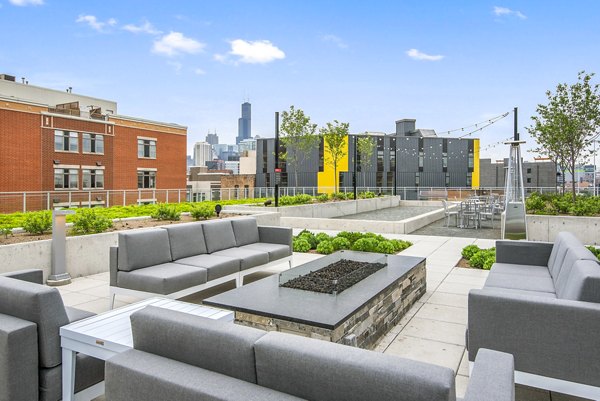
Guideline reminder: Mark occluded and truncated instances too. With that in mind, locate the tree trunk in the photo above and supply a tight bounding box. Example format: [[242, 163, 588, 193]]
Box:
[[571, 160, 577, 203], [334, 164, 338, 193], [561, 167, 566, 194]]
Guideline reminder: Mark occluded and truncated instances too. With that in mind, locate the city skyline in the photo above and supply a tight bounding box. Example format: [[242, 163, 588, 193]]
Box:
[[1, 1, 599, 160]]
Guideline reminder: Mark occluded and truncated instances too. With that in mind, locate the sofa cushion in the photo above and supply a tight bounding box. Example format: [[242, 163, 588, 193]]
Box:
[[558, 259, 600, 302], [480, 287, 557, 298], [118, 229, 172, 272], [40, 353, 105, 401], [117, 263, 207, 295], [484, 272, 556, 294], [0, 276, 69, 368], [553, 245, 598, 297], [239, 243, 291, 262], [163, 223, 207, 260], [255, 331, 456, 401], [131, 306, 267, 384], [491, 263, 551, 278], [175, 254, 240, 281], [202, 220, 237, 253], [212, 248, 269, 271], [547, 232, 580, 278], [231, 218, 260, 247]]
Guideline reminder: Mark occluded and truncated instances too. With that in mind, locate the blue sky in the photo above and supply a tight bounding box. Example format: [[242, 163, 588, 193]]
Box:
[[1, 0, 599, 160]]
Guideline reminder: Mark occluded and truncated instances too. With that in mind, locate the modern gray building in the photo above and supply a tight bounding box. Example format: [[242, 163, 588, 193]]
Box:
[[237, 102, 251, 144], [479, 158, 557, 189], [206, 132, 219, 145]]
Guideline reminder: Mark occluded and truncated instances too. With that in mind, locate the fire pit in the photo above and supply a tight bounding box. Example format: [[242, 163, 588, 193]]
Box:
[[204, 251, 426, 349]]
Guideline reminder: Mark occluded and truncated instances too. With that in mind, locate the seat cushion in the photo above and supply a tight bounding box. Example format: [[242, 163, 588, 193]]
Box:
[[480, 287, 557, 298], [484, 272, 556, 294], [491, 263, 551, 278], [553, 245, 598, 297], [547, 232, 581, 278], [175, 254, 240, 281], [202, 220, 237, 253], [118, 229, 172, 272], [231, 218, 260, 247], [117, 263, 207, 295], [558, 259, 600, 302], [212, 247, 269, 271], [39, 353, 105, 401], [163, 223, 207, 260], [239, 243, 291, 262], [0, 276, 69, 368], [65, 306, 96, 323]]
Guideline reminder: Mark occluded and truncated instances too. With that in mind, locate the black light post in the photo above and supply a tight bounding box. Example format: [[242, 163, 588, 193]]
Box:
[[393, 136, 397, 196], [274, 112, 280, 207], [353, 134, 358, 200]]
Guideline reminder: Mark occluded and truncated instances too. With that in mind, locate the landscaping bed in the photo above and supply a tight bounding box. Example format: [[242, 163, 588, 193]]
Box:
[[292, 230, 412, 255]]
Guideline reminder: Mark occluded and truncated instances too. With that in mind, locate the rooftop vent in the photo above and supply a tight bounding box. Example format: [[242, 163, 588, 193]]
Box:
[[0, 74, 16, 82]]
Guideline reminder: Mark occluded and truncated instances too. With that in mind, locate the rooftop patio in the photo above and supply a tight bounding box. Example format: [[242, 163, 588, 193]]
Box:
[[55, 231, 590, 401]]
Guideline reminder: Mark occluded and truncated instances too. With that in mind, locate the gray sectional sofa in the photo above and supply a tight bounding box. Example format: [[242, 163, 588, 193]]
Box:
[[106, 306, 515, 401], [109, 217, 292, 308], [0, 269, 104, 401], [467, 231, 600, 399]]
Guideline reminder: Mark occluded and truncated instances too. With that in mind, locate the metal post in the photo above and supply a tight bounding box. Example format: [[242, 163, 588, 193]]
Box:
[[275, 112, 280, 207], [23, 192, 26, 212], [106, 190, 110, 207], [47, 210, 75, 286], [514, 107, 519, 141], [393, 135, 397, 196], [353, 134, 358, 200]]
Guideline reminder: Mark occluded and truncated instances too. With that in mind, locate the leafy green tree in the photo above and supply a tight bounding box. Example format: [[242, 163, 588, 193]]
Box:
[[320, 120, 349, 193], [356, 135, 376, 188], [279, 106, 319, 187], [528, 71, 600, 202]]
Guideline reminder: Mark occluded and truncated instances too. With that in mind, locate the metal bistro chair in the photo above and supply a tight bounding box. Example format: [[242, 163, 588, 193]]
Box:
[[442, 199, 459, 227], [460, 199, 480, 229]]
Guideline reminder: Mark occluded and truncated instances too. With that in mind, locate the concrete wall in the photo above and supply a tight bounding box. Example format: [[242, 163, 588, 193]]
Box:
[[526, 214, 600, 245]]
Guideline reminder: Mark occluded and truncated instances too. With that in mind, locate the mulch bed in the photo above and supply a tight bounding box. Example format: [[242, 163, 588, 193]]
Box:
[[456, 257, 472, 268]]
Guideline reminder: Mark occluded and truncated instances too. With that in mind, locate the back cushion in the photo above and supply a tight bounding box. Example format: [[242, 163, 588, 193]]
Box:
[[131, 306, 266, 383], [202, 220, 237, 253], [163, 223, 207, 260], [554, 245, 597, 295], [548, 232, 579, 277], [231, 218, 260, 247], [254, 331, 456, 401], [118, 229, 172, 272], [0, 276, 69, 368], [557, 259, 600, 302]]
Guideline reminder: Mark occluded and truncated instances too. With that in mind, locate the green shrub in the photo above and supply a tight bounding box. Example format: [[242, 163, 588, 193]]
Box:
[[294, 194, 313, 204], [586, 245, 600, 260], [358, 191, 375, 199], [71, 209, 113, 235], [190, 204, 214, 220], [330, 192, 350, 201], [332, 236, 351, 250], [470, 248, 496, 269], [461, 245, 481, 260], [293, 238, 311, 253], [376, 241, 396, 254], [525, 193, 546, 214], [278, 196, 296, 206], [0, 226, 12, 239], [22, 211, 52, 235], [315, 232, 332, 244], [390, 239, 412, 252], [316, 240, 335, 255], [296, 230, 317, 249], [316, 194, 329, 202], [351, 237, 379, 252], [336, 231, 364, 245], [151, 203, 181, 221]]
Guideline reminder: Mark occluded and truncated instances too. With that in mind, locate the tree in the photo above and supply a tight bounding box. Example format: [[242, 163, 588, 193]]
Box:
[[320, 120, 349, 193], [279, 106, 319, 187], [528, 71, 600, 202], [356, 135, 376, 188]]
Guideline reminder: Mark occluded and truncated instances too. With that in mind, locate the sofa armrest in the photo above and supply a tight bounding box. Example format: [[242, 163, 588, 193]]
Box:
[[258, 226, 292, 248], [0, 313, 38, 401], [463, 348, 514, 401], [468, 289, 600, 387], [0, 269, 43, 284], [495, 240, 553, 266], [109, 246, 118, 287]]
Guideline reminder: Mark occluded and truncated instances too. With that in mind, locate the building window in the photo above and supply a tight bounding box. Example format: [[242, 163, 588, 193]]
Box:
[[82, 169, 104, 189], [526, 168, 532, 174], [442, 152, 448, 169], [138, 139, 156, 158], [527, 177, 532, 184], [54, 130, 78, 152], [83, 133, 104, 154], [445, 172, 450, 187], [467, 173, 472, 187], [54, 168, 78, 189], [415, 172, 420, 187], [137, 170, 156, 188], [376, 137, 384, 171]]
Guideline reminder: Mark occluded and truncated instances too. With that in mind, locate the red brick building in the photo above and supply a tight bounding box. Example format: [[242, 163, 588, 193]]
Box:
[[0, 76, 187, 212]]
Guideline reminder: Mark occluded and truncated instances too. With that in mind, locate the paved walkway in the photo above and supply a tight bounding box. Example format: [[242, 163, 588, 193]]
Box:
[[59, 232, 588, 401]]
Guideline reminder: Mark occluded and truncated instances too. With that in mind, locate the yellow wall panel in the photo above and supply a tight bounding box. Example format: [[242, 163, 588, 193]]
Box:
[[317, 136, 349, 193]]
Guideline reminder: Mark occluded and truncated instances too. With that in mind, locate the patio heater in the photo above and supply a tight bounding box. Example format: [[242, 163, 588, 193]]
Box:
[[47, 209, 75, 285], [501, 107, 528, 240]]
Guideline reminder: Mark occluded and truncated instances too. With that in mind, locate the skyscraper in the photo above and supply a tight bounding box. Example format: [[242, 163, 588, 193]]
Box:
[[205, 131, 219, 145], [236, 101, 251, 144], [193, 141, 212, 167]]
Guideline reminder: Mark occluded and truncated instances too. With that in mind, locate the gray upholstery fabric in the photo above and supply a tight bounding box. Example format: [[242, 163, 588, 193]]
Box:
[[484, 272, 556, 294], [255, 331, 456, 401], [258, 226, 293, 247], [239, 243, 291, 262], [202, 220, 237, 253], [477, 287, 557, 298], [496, 240, 553, 267], [0, 313, 38, 401], [491, 263, 551, 278], [463, 349, 514, 401], [468, 289, 600, 387], [65, 306, 95, 323], [117, 263, 207, 295], [547, 232, 580, 278], [39, 354, 105, 401], [0, 269, 43, 284], [117, 229, 172, 272], [0, 276, 69, 368], [106, 350, 303, 401], [109, 246, 118, 287], [553, 245, 597, 297], [175, 254, 240, 281], [163, 223, 208, 260], [131, 306, 267, 383], [213, 247, 269, 270], [231, 218, 260, 246], [559, 259, 600, 302]]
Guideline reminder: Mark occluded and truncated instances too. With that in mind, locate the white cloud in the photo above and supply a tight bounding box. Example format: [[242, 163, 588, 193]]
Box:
[[152, 32, 205, 57], [493, 6, 527, 19], [227, 39, 285, 64], [322, 34, 348, 49], [194, 68, 206, 75], [76, 15, 117, 32], [123, 20, 161, 35], [9, 0, 43, 6], [406, 48, 444, 61]]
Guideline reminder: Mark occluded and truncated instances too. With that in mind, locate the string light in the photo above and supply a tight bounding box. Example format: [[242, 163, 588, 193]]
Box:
[[438, 111, 511, 137]]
